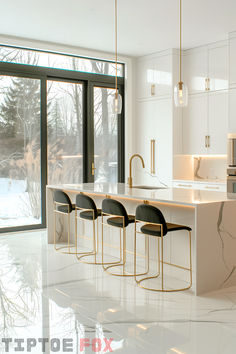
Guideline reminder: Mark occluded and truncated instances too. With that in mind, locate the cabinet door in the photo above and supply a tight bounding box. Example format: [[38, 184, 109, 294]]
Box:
[[208, 45, 228, 91], [229, 88, 236, 133], [229, 36, 236, 86], [153, 55, 172, 97], [135, 99, 172, 185], [183, 94, 208, 154], [208, 91, 228, 154], [136, 59, 153, 99], [183, 47, 208, 94]]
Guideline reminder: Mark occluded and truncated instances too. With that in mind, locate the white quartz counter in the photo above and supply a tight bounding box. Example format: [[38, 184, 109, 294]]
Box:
[[47, 182, 230, 207]]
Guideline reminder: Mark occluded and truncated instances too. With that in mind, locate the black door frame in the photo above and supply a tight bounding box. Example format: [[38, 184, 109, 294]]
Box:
[[0, 62, 125, 233]]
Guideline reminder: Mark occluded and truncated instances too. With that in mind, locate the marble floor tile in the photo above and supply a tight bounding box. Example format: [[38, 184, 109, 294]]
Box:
[[0, 230, 236, 353]]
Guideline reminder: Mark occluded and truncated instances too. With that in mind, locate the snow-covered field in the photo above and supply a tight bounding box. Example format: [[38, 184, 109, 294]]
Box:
[[0, 178, 41, 227]]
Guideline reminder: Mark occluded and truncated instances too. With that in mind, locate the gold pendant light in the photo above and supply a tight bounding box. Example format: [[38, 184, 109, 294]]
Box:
[[112, 0, 122, 115], [174, 0, 188, 107]]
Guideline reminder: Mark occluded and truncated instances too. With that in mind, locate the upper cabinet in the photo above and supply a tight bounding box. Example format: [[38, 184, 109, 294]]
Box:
[[183, 47, 208, 94], [183, 42, 228, 94], [208, 44, 228, 91], [229, 33, 236, 87], [136, 52, 172, 99], [182, 91, 228, 155]]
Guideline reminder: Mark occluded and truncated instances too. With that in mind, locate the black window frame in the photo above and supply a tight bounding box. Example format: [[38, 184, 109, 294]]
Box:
[[0, 55, 125, 234]]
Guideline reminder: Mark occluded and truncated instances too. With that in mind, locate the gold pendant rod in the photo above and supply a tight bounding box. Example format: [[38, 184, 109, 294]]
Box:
[[179, 0, 182, 83], [115, 0, 118, 98]]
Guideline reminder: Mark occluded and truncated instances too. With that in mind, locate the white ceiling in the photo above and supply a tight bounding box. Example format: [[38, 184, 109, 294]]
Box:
[[1, 0, 236, 57]]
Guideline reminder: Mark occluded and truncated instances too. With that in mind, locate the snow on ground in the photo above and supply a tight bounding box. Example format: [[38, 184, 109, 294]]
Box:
[[0, 178, 41, 227]]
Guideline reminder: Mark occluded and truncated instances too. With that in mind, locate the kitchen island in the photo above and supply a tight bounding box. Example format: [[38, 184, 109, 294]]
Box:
[[46, 183, 236, 295]]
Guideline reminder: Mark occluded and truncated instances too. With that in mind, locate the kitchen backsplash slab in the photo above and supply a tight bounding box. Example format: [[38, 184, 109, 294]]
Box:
[[174, 154, 227, 182]]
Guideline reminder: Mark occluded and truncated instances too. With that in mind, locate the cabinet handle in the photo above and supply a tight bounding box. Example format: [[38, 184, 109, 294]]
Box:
[[205, 136, 208, 148], [205, 78, 210, 91], [208, 135, 210, 148], [204, 186, 219, 190], [151, 84, 155, 96], [150, 139, 155, 174]]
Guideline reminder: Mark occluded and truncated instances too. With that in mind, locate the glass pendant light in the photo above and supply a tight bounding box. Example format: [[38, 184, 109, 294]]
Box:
[[112, 0, 122, 115], [174, 0, 188, 107]]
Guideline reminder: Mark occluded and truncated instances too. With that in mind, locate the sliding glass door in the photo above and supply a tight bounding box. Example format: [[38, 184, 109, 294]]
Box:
[[47, 79, 83, 185], [0, 75, 41, 228], [0, 71, 124, 233]]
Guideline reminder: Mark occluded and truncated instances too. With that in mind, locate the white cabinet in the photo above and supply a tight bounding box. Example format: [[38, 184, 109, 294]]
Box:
[[136, 59, 153, 99], [183, 92, 228, 155], [229, 35, 236, 87], [173, 180, 226, 192], [136, 53, 172, 99], [208, 91, 228, 154], [208, 44, 228, 91], [183, 94, 208, 154], [135, 98, 173, 185], [183, 43, 228, 94], [183, 48, 208, 94]]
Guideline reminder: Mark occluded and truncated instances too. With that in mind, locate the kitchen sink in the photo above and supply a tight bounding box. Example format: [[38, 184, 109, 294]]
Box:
[[132, 185, 166, 190]]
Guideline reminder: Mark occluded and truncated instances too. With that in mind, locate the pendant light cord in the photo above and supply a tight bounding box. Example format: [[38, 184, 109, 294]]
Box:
[[115, 0, 118, 98]]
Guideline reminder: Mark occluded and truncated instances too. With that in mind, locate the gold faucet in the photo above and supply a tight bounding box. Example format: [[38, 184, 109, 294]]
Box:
[[128, 154, 145, 188]]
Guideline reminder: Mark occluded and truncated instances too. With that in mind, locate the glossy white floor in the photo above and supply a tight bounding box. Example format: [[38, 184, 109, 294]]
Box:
[[1, 230, 236, 354]]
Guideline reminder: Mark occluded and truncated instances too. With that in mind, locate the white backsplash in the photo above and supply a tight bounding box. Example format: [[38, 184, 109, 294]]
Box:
[[174, 155, 227, 181]]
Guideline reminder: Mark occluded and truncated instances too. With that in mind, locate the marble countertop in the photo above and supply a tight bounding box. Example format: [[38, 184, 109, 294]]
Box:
[[47, 183, 233, 207]]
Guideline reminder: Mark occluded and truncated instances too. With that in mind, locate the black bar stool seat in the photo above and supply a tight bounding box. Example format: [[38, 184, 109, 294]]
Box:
[[57, 204, 75, 214], [134, 203, 192, 292], [79, 209, 102, 220], [140, 222, 191, 237], [75, 194, 106, 265], [53, 190, 75, 254], [107, 215, 135, 228], [101, 198, 148, 277]]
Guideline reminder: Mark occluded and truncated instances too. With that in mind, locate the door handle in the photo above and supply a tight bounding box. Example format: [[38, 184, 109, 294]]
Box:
[[92, 162, 96, 176]]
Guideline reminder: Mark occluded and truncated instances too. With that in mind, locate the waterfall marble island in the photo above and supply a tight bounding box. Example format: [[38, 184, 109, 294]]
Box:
[[46, 183, 236, 295]]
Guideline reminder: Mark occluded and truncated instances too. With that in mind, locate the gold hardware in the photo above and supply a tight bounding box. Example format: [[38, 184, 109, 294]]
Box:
[[128, 154, 145, 188], [208, 135, 210, 148], [151, 84, 155, 96], [204, 185, 219, 190], [205, 135, 208, 148], [92, 162, 96, 176], [143, 200, 149, 205], [105, 194, 111, 199], [151, 139, 155, 174], [205, 78, 210, 91]]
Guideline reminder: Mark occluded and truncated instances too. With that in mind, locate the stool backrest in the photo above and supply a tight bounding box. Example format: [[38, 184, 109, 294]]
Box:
[[135, 204, 168, 235], [102, 198, 129, 227], [53, 190, 73, 213], [76, 194, 98, 219]]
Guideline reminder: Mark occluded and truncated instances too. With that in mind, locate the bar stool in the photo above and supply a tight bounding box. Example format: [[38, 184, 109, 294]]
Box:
[[53, 190, 76, 254], [101, 198, 149, 277], [134, 204, 192, 292], [75, 193, 105, 265]]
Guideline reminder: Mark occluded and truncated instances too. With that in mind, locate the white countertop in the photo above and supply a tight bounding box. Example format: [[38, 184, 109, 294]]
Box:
[[47, 183, 233, 207]]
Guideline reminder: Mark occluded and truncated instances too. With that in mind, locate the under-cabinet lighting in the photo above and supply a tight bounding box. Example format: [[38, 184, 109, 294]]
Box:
[[171, 348, 186, 354], [107, 308, 118, 313]]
